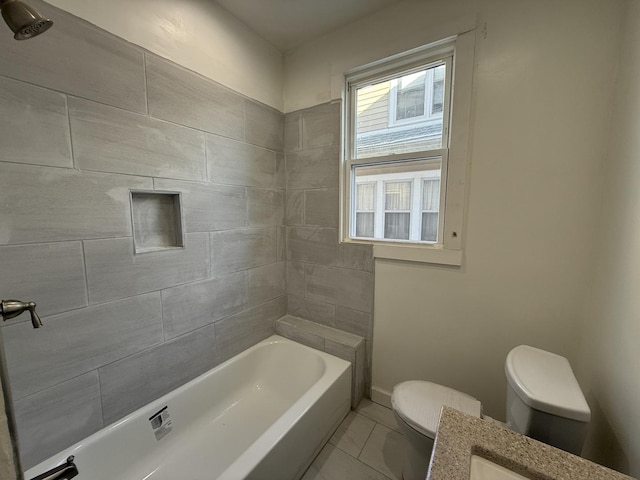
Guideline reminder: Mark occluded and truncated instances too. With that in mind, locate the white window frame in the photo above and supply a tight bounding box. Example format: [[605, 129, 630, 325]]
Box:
[[340, 31, 475, 266]]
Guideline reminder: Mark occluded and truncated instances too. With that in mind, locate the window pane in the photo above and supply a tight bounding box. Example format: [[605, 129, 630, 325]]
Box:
[[422, 179, 440, 210], [385, 181, 411, 210], [431, 65, 445, 114], [352, 158, 442, 243], [354, 61, 447, 159], [421, 212, 438, 242], [396, 71, 426, 120], [356, 212, 375, 237], [385, 213, 410, 239], [356, 183, 375, 211]]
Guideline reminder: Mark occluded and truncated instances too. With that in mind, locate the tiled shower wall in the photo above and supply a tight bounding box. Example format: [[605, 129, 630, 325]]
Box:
[[0, 1, 285, 468], [284, 102, 375, 389]]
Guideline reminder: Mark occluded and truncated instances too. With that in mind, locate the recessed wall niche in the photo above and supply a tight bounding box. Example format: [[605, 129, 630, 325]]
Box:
[[130, 191, 184, 253]]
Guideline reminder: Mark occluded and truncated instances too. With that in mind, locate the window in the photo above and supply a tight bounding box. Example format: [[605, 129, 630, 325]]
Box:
[[342, 32, 475, 265]]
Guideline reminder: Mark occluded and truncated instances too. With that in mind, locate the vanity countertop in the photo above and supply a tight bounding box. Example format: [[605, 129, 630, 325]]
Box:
[[428, 406, 633, 480]]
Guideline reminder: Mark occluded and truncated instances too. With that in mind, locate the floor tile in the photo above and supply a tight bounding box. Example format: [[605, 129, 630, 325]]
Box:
[[329, 412, 376, 457], [359, 424, 408, 480], [303, 444, 392, 480], [356, 399, 402, 432]]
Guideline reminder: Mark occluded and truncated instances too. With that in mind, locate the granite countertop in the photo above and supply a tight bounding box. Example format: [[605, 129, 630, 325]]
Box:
[[428, 406, 634, 480]]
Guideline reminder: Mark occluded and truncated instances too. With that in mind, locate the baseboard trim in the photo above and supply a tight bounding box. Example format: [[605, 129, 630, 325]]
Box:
[[371, 385, 392, 408]]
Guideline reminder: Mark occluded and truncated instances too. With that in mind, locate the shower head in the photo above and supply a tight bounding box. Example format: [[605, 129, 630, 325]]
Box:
[[0, 0, 52, 40]]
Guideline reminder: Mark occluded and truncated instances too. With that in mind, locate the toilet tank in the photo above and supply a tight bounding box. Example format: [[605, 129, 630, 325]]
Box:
[[504, 345, 591, 456]]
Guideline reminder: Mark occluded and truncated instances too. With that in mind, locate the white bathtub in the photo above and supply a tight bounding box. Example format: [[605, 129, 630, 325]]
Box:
[[24, 335, 352, 480]]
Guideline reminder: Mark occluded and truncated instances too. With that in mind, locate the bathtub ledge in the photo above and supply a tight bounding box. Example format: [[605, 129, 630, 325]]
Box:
[[276, 315, 365, 408]]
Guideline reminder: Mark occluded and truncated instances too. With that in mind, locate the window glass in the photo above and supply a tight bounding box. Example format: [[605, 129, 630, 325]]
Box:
[[354, 61, 447, 159], [352, 158, 441, 243], [396, 71, 426, 120], [355, 183, 376, 238], [384, 181, 411, 240], [421, 179, 440, 242]]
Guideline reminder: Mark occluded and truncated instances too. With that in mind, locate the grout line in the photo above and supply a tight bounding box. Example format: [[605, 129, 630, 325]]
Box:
[[142, 51, 150, 116], [80, 240, 91, 305], [357, 421, 377, 459], [204, 132, 209, 182], [64, 94, 77, 170], [96, 369, 106, 428]]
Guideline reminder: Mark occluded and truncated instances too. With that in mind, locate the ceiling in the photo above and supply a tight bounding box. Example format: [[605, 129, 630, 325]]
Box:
[[214, 0, 404, 52]]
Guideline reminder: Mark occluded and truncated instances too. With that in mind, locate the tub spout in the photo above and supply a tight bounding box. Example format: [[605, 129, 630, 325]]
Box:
[[0, 299, 42, 328], [29, 456, 78, 480]]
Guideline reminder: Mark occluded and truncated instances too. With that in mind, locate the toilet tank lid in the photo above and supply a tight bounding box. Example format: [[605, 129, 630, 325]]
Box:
[[391, 381, 481, 438], [505, 345, 591, 422]]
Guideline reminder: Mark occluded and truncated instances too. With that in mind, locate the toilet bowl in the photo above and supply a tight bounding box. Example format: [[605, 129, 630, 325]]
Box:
[[391, 381, 481, 480], [391, 345, 591, 480]]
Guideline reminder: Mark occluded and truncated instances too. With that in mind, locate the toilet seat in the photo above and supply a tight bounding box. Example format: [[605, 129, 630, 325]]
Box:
[[391, 381, 481, 438]]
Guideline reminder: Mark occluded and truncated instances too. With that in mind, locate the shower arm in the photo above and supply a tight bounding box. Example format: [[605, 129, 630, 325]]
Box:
[[0, 300, 42, 328]]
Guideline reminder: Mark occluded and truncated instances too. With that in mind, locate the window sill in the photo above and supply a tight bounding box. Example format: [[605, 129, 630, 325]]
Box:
[[372, 242, 462, 265]]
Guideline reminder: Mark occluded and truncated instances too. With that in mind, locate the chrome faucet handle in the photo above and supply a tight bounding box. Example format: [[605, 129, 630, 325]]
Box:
[[0, 299, 43, 328], [29, 456, 78, 480]]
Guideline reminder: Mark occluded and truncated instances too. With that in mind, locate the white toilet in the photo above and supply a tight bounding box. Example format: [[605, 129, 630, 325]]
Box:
[[391, 345, 591, 480]]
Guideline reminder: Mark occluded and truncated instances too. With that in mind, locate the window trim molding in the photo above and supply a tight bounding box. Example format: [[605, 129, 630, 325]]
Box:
[[340, 29, 476, 266]]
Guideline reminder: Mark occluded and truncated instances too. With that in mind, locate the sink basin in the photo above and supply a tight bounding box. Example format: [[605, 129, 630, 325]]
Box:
[[470, 455, 528, 480]]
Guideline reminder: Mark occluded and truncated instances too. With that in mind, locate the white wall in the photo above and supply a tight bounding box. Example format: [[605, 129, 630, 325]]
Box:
[[44, 0, 284, 110], [284, 0, 624, 421], [577, 0, 640, 475]]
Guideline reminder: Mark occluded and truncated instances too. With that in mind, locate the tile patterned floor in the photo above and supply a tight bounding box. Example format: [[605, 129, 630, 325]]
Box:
[[302, 399, 409, 480]]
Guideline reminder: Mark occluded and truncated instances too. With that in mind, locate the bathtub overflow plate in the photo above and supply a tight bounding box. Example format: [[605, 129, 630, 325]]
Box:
[[149, 406, 172, 441]]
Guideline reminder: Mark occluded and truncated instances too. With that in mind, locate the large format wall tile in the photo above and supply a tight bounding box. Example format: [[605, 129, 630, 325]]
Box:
[[214, 296, 286, 364], [0, 164, 152, 245], [305, 189, 339, 227], [334, 306, 372, 341], [287, 227, 373, 272], [207, 135, 279, 188], [275, 152, 286, 189], [276, 226, 286, 262], [0, 76, 72, 168], [248, 262, 286, 306], [146, 54, 244, 140], [15, 372, 103, 469], [305, 264, 373, 313], [0, 242, 87, 318], [288, 294, 335, 327], [286, 261, 305, 297], [337, 243, 375, 273], [287, 227, 338, 266], [69, 97, 206, 181], [210, 227, 277, 275], [85, 233, 210, 304], [285, 190, 305, 225], [301, 102, 341, 150], [245, 100, 284, 151], [0, 1, 146, 113], [286, 145, 339, 190], [284, 111, 302, 153], [99, 324, 217, 425], [4, 293, 163, 399], [155, 178, 247, 232], [248, 188, 285, 226], [162, 272, 248, 340]]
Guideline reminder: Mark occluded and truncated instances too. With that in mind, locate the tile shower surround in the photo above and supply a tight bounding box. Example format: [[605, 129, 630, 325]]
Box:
[[285, 102, 375, 390], [0, 0, 373, 470]]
